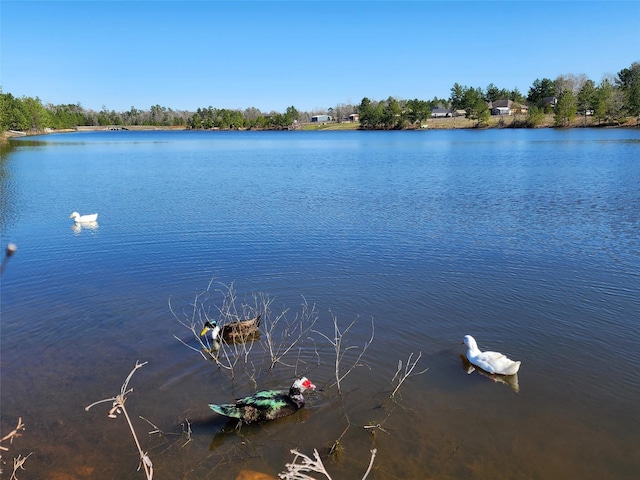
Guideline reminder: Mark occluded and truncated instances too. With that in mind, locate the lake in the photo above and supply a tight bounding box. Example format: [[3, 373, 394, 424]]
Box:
[[1, 128, 639, 479]]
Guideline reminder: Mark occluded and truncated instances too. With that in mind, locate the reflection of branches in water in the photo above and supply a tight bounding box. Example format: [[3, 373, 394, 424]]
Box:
[[139, 415, 193, 453]]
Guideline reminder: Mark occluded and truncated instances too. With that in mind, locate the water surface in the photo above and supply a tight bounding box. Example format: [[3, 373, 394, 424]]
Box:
[[1, 129, 639, 479]]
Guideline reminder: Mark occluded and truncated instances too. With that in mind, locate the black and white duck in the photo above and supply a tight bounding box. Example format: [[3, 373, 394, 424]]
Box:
[[209, 377, 316, 423]]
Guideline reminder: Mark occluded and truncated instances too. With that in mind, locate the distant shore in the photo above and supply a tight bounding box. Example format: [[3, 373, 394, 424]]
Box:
[[1, 125, 188, 141], [2, 115, 637, 141], [300, 114, 638, 131]]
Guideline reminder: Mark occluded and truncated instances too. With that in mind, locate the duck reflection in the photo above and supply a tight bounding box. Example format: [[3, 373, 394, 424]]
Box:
[[71, 221, 98, 234], [460, 354, 520, 393], [208, 407, 311, 450]]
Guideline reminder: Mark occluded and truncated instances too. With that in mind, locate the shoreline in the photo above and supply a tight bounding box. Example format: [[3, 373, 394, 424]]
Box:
[[2, 116, 638, 141]]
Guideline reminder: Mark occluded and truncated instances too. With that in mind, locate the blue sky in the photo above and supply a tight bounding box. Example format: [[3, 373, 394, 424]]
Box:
[[2, 1, 639, 113]]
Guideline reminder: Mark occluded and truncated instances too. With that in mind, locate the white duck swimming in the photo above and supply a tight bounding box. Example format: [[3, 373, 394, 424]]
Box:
[[463, 334, 521, 376], [459, 354, 520, 393], [70, 212, 98, 223]]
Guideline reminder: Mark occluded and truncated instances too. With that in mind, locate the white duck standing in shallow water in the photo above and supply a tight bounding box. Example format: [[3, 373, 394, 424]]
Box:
[[463, 334, 521, 376], [70, 212, 98, 223]]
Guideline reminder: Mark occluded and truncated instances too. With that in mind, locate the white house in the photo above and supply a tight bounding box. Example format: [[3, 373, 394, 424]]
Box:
[[431, 107, 451, 118], [492, 106, 512, 115]]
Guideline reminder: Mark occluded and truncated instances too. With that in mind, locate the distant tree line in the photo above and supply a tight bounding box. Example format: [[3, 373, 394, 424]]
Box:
[[1, 61, 638, 133], [360, 62, 640, 129]]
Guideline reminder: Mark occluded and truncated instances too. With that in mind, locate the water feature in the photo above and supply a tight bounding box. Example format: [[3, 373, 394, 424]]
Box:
[[1, 128, 639, 478]]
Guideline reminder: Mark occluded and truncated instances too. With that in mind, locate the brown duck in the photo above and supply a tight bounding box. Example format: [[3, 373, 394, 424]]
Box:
[[200, 315, 261, 345]]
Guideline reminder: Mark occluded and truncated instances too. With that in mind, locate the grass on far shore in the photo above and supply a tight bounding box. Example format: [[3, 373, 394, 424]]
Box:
[[301, 114, 638, 131], [3, 114, 637, 141]]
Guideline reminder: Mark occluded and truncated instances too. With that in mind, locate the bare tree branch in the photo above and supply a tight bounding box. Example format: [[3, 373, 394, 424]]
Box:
[[85, 361, 153, 480]]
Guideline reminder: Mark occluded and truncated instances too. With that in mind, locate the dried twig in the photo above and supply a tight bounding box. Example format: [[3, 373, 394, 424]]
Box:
[[390, 351, 428, 399], [85, 361, 153, 480], [1, 417, 32, 480], [360, 352, 428, 440], [279, 449, 333, 480], [261, 297, 319, 369], [363, 422, 391, 434], [361, 448, 377, 480], [279, 448, 377, 480], [170, 281, 267, 378], [139, 416, 163, 437], [169, 278, 221, 362], [10, 452, 32, 480], [314, 314, 374, 394], [0, 417, 25, 451]]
